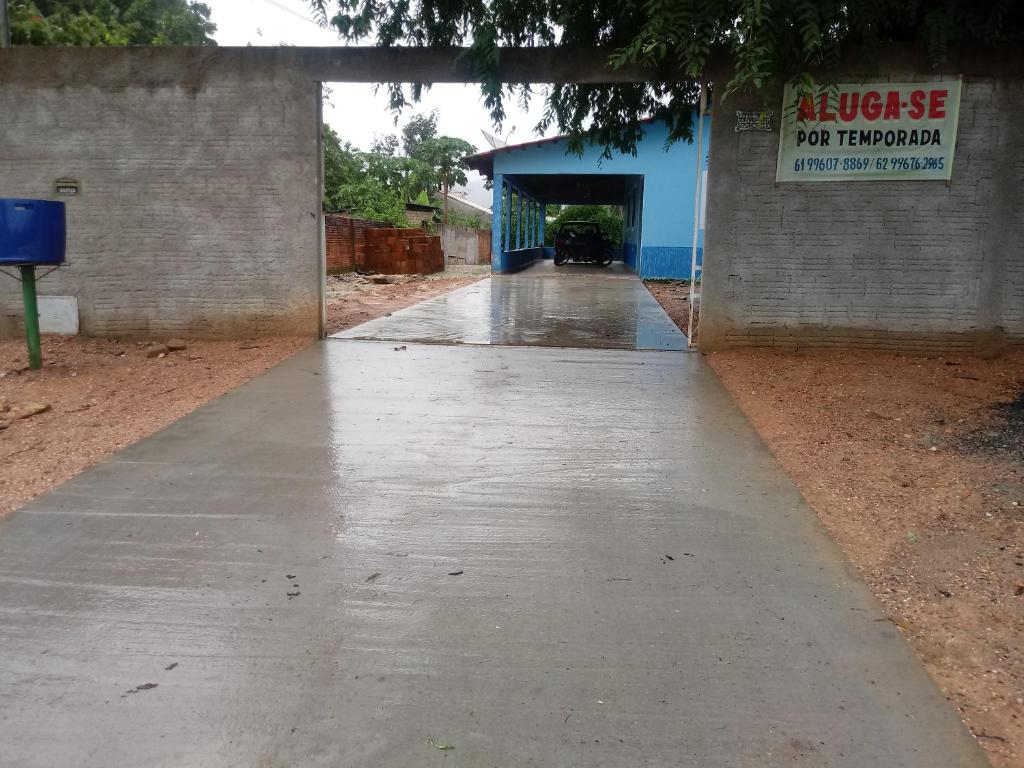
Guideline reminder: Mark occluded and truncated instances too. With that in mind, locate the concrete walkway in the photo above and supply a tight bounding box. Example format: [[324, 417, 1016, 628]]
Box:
[[334, 260, 687, 350], [0, 274, 987, 766]]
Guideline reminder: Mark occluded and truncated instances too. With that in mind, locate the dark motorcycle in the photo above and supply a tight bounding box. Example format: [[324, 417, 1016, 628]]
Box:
[[553, 221, 614, 267]]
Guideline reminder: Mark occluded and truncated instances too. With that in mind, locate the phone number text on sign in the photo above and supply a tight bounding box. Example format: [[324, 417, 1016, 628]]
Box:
[[776, 81, 961, 183], [792, 156, 946, 173]]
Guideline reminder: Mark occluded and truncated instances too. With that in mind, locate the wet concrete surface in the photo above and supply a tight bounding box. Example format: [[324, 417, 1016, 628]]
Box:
[[0, 341, 987, 767], [332, 260, 686, 350]]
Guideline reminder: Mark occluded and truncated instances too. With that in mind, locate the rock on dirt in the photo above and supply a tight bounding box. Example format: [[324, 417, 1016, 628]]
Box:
[[12, 402, 50, 420], [145, 344, 169, 358], [165, 338, 188, 352]]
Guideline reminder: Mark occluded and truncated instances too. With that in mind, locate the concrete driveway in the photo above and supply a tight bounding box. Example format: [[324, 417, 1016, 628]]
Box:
[[0, 269, 987, 766], [334, 260, 687, 350]]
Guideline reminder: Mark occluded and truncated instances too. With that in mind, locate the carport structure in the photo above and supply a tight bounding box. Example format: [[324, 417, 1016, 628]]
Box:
[[464, 116, 710, 278]]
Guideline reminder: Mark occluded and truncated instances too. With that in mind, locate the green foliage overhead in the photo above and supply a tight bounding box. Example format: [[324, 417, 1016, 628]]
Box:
[[546, 205, 623, 247], [309, 0, 1023, 154], [9, 0, 217, 45]]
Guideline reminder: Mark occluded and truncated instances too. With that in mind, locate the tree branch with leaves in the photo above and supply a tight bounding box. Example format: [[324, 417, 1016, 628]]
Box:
[[9, 0, 216, 46], [308, 0, 1023, 152]]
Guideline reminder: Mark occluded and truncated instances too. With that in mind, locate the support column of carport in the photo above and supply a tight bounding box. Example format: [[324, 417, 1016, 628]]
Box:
[[490, 175, 545, 273]]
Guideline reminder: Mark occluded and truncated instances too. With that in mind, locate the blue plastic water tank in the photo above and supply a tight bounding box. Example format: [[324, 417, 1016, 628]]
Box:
[[0, 199, 67, 266]]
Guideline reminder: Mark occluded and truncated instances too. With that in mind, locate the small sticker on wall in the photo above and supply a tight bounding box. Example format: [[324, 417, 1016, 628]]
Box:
[[735, 111, 774, 132], [55, 178, 80, 195]]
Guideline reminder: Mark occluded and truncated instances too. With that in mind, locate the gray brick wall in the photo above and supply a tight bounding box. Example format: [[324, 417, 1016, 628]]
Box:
[[701, 77, 1024, 352], [0, 52, 322, 339]]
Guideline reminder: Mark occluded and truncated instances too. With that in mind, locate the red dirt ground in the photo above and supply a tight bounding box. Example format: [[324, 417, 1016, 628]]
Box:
[[0, 335, 309, 518], [649, 277, 1023, 767]]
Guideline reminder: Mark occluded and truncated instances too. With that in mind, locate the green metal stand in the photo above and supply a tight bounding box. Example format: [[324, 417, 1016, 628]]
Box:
[[20, 265, 41, 370]]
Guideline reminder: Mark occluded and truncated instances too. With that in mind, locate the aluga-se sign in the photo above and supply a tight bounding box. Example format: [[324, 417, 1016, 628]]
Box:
[[776, 80, 961, 182]]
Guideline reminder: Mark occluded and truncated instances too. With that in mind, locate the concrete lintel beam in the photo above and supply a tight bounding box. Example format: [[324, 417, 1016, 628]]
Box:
[[307, 46, 679, 83], [0, 46, 683, 87], [4, 44, 1024, 90]]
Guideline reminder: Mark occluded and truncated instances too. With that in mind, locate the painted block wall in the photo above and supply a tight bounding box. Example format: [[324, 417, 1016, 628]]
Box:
[[0, 50, 322, 339], [500, 247, 546, 272], [491, 117, 710, 279], [490, 172, 548, 272], [700, 78, 1024, 352], [623, 177, 643, 271]]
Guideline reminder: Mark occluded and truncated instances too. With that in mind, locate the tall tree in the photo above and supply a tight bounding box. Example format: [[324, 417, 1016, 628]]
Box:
[[363, 151, 437, 204], [309, 0, 1024, 152], [400, 110, 439, 157], [415, 136, 476, 225], [370, 133, 400, 156], [323, 115, 476, 227], [322, 124, 364, 209], [9, 0, 216, 46], [322, 124, 439, 225]]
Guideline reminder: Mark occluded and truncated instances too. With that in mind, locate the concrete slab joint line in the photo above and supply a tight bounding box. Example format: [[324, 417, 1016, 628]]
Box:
[[0, 338, 988, 766]]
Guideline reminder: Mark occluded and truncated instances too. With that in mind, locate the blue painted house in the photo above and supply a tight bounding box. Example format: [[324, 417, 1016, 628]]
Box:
[[463, 116, 710, 279]]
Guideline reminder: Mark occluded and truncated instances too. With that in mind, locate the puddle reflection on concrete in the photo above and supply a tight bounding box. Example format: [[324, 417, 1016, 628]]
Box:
[[332, 263, 686, 351]]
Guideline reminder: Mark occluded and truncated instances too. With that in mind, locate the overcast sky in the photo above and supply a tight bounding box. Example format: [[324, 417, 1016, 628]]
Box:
[[205, 0, 561, 205]]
